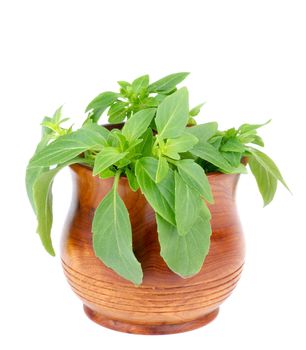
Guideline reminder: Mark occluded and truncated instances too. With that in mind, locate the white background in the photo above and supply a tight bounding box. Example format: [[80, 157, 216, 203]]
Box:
[[0, 0, 305, 349]]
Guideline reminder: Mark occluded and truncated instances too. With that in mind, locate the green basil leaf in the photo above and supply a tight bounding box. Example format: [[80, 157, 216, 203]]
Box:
[[93, 147, 128, 176], [176, 159, 213, 203], [26, 109, 73, 212], [248, 147, 290, 205], [237, 133, 257, 144], [118, 81, 131, 88], [233, 164, 248, 174], [99, 168, 116, 179], [33, 167, 61, 256], [40, 106, 69, 132], [220, 137, 245, 153], [135, 157, 175, 225], [186, 122, 218, 142], [86, 91, 120, 123], [26, 162, 48, 212], [148, 72, 189, 93], [131, 74, 149, 93], [141, 96, 158, 107], [224, 128, 237, 138], [117, 81, 131, 97], [26, 118, 54, 211], [134, 129, 153, 157], [92, 187, 143, 285], [163, 149, 180, 160], [191, 142, 235, 173], [31, 127, 106, 166], [249, 154, 278, 205], [82, 120, 110, 139], [164, 133, 198, 158], [107, 129, 121, 148], [127, 138, 143, 151], [40, 116, 54, 135], [209, 135, 223, 149], [251, 135, 264, 147], [86, 91, 119, 112], [126, 168, 139, 191], [174, 171, 202, 235], [249, 148, 289, 190], [122, 108, 156, 142], [222, 151, 242, 168], [108, 100, 128, 123], [154, 94, 167, 103], [155, 88, 189, 139], [156, 156, 169, 183], [111, 130, 128, 150], [117, 158, 131, 168], [189, 103, 205, 117], [239, 119, 271, 134], [52, 105, 63, 123], [40, 121, 60, 134], [33, 158, 82, 255], [156, 204, 211, 277]]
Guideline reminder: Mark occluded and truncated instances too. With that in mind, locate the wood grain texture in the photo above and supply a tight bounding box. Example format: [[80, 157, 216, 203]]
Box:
[[60, 164, 245, 334]]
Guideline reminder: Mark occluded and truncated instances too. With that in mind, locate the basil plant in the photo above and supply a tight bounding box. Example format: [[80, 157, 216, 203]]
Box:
[[26, 73, 289, 284]]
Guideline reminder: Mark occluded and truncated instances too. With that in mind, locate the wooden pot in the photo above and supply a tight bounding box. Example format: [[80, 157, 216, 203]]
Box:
[[61, 164, 245, 335]]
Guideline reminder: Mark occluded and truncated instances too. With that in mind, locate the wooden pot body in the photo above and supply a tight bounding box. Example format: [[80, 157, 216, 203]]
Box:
[[61, 164, 245, 334]]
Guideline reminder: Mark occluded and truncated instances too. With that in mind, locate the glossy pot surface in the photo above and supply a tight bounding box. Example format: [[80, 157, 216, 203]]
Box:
[[61, 164, 245, 334]]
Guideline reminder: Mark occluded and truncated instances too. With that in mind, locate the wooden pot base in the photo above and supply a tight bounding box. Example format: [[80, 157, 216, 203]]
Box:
[[83, 305, 219, 335]]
